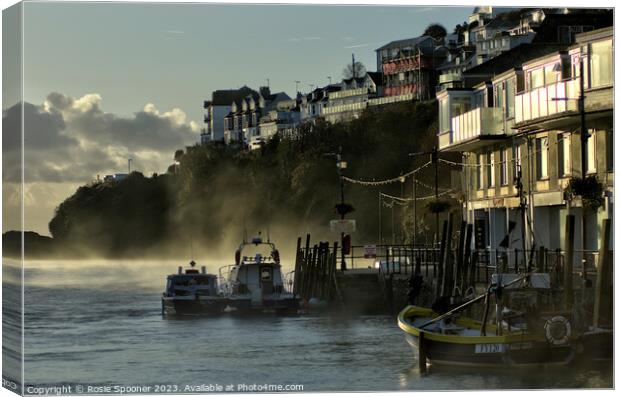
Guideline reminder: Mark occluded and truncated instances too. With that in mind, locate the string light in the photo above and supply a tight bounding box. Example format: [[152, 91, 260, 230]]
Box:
[[342, 160, 431, 186]]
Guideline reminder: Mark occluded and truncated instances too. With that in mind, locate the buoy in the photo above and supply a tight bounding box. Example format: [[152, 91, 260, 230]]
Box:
[[544, 316, 572, 346]]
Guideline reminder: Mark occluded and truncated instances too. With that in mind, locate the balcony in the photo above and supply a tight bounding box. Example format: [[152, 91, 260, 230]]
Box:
[[438, 72, 462, 85], [439, 107, 505, 151], [515, 78, 579, 125]]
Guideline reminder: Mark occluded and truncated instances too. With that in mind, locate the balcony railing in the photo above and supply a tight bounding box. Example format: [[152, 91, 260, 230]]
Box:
[[438, 73, 461, 84], [441, 107, 504, 149], [515, 78, 579, 124]]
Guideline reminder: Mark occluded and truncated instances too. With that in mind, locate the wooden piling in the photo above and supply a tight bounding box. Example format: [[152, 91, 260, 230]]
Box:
[[441, 213, 454, 297], [418, 332, 427, 374], [564, 214, 575, 311], [436, 220, 448, 299], [593, 219, 612, 328], [455, 220, 467, 292], [462, 224, 473, 290], [293, 237, 302, 295]]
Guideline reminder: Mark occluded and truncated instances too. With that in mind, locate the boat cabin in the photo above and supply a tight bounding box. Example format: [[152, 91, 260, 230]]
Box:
[[165, 264, 218, 297]]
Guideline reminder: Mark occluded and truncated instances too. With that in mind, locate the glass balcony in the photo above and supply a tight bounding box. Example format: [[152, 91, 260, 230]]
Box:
[[440, 107, 504, 150], [515, 78, 579, 124]]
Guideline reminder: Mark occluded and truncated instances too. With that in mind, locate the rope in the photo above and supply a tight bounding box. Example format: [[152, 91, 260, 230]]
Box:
[[342, 161, 431, 186]]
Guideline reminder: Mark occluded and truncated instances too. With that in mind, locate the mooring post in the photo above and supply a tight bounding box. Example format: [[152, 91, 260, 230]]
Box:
[[564, 214, 575, 310], [455, 220, 467, 292], [462, 223, 473, 291], [436, 220, 448, 299], [441, 213, 454, 297], [293, 237, 302, 296], [593, 219, 612, 328], [418, 332, 427, 374]]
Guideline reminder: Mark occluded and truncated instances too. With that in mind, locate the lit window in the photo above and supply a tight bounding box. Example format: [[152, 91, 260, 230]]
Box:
[[558, 133, 571, 177], [586, 129, 596, 173], [477, 154, 484, 189], [487, 152, 495, 187], [536, 137, 549, 179], [500, 149, 508, 185]]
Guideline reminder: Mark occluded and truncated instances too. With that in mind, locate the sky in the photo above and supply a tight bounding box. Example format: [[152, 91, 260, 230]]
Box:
[[3, 1, 472, 235]]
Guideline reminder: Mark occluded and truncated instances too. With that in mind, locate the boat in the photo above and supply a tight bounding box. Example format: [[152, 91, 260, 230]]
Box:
[[219, 234, 299, 314], [398, 273, 577, 368], [161, 261, 227, 316]]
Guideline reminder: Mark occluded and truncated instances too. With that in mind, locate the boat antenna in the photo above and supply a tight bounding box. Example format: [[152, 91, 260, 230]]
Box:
[[267, 227, 271, 243]]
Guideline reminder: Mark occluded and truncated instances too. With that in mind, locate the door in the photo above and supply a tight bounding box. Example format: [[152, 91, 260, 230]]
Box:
[[260, 266, 274, 295]]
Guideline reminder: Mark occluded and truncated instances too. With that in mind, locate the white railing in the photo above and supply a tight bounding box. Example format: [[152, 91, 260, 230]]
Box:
[[449, 107, 504, 146], [515, 78, 579, 124]]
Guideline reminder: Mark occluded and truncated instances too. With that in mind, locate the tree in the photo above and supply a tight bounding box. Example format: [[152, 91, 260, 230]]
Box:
[[423, 23, 447, 41], [342, 61, 366, 80]]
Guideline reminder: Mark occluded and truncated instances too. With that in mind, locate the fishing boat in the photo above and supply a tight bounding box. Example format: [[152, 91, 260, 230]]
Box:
[[161, 261, 227, 316], [219, 234, 299, 314], [398, 273, 577, 367]]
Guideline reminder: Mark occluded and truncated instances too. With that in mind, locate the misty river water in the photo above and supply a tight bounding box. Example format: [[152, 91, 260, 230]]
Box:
[[2, 259, 613, 393]]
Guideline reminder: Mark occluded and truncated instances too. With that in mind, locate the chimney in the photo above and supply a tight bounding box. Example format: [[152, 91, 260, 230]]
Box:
[[259, 86, 271, 98]]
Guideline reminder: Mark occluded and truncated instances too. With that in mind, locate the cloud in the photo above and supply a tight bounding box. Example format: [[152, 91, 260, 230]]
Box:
[[344, 42, 376, 49], [287, 36, 322, 42], [2, 93, 200, 184]]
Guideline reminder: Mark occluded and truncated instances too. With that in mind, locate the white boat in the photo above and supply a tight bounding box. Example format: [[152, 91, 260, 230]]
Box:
[[219, 235, 299, 314], [161, 261, 227, 316]]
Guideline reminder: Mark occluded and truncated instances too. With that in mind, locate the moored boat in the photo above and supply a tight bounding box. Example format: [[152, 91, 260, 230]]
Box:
[[162, 261, 227, 316], [219, 234, 299, 315], [398, 305, 575, 368]]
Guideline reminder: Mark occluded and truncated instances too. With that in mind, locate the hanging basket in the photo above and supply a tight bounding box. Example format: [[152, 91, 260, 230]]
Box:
[[335, 203, 355, 217], [564, 175, 605, 212], [426, 199, 451, 214]]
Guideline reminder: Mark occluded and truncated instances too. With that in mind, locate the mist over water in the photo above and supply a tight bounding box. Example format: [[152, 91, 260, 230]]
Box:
[[3, 259, 613, 391]]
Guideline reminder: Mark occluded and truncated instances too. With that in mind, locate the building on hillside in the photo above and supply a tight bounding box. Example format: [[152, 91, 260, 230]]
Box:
[[299, 85, 342, 123], [436, 26, 613, 266], [375, 36, 448, 101], [223, 87, 291, 146], [252, 97, 300, 149], [322, 72, 382, 123], [202, 86, 258, 143]]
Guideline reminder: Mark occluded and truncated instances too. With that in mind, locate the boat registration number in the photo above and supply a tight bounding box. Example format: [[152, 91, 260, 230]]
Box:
[[474, 344, 506, 354]]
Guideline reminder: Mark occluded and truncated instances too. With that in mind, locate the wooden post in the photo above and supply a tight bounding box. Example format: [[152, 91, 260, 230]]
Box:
[[564, 214, 575, 311], [462, 224, 473, 290], [455, 220, 467, 292], [593, 219, 612, 328], [418, 332, 427, 374], [436, 220, 448, 299], [293, 237, 302, 296], [441, 213, 454, 297]]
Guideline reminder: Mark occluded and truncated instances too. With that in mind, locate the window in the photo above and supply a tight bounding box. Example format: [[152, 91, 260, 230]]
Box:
[[494, 84, 504, 110], [487, 152, 495, 188], [606, 129, 613, 172], [536, 137, 549, 179], [544, 64, 559, 86], [529, 68, 544, 90], [505, 79, 515, 118], [477, 154, 484, 189], [500, 149, 508, 185], [558, 133, 571, 177], [590, 39, 613, 87], [513, 144, 522, 179], [439, 98, 450, 133], [586, 129, 596, 173]]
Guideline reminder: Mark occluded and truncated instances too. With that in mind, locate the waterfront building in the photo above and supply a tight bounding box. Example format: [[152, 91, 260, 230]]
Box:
[[203, 86, 258, 143], [375, 35, 448, 100], [322, 72, 382, 123], [436, 27, 613, 263]]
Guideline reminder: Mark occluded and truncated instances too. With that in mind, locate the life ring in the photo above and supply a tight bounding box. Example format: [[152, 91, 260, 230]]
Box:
[[544, 316, 572, 346]]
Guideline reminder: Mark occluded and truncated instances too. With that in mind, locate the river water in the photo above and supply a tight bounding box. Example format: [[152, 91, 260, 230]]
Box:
[[2, 259, 613, 393]]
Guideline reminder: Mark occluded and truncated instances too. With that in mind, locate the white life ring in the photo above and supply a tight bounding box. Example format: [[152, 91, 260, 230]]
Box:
[[544, 316, 572, 346]]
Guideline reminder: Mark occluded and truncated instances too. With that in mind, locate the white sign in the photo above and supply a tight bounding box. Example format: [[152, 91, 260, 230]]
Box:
[[474, 344, 506, 354], [330, 219, 356, 233], [363, 245, 377, 259]]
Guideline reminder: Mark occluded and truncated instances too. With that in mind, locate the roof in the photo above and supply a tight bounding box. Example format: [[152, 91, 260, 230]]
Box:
[[375, 35, 433, 52], [462, 43, 567, 77], [209, 86, 258, 106]]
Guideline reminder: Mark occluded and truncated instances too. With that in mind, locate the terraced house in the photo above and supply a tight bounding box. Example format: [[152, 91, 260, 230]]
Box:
[[437, 26, 613, 264]]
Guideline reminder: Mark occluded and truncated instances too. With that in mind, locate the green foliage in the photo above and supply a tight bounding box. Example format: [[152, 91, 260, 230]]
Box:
[[564, 175, 605, 212]]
